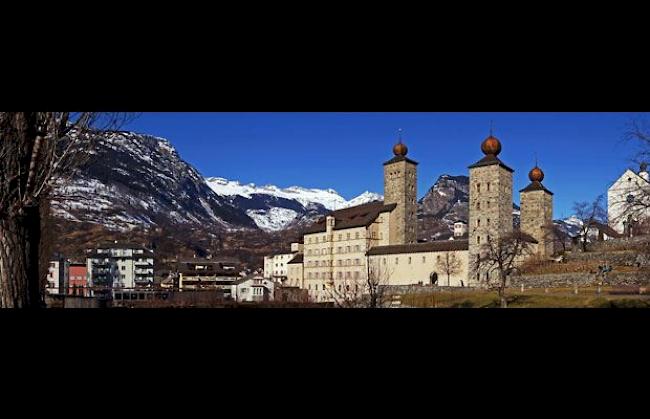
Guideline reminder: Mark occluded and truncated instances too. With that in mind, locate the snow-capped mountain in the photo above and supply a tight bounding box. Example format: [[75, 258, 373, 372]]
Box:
[[51, 129, 579, 237], [554, 216, 584, 237], [51, 131, 258, 232], [205, 177, 383, 231]]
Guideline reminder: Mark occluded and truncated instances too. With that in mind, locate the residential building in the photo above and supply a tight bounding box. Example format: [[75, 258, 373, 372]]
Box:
[[68, 263, 89, 296], [86, 241, 154, 290], [47, 255, 68, 295], [453, 221, 468, 237]]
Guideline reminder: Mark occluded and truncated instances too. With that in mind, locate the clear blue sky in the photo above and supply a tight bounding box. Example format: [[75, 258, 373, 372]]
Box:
[[122, 112, 645, 219]]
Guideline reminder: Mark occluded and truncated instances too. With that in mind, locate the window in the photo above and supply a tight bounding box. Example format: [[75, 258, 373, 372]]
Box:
[[121, 266, 125, 271], [477, 183, 480, 192], [477, 236, 481, 244], [337, 247, 342, 253], [487, 182, 490, 191], [354, 272, 359, 279], [338, 234, 342, 241], [346, 246, 350, 253], [338, 272, 343, 279], [338, 260, 342, 266], [346, 272, 351, 278], [477, 219, 481, 227], [408, 257, 412, 264], [315, 273, 320, 279], [383, 258, 386, 265], [395, 257, 399, 265], [355, 245, 360, 252], [476, 202, 480, 210], [354, 258, 360, 265], [322, 284, 326, 290], [487, 218, 490, 225], [121, 275, 125, 280], [355, 232, 359, 239], [437, 255, 441, 262], [346, 259, 351, 266], [346, 233, 350, 240]]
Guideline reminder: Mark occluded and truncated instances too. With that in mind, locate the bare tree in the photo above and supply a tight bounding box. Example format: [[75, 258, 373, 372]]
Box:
[[439, 252, 461, 286], [572, 195, 607, 252], [600, 117, 650, 235], [474, 231, 535, 308], [325, 258, 394, 308], [0, 112, 136, 308], [543, 221, 570, 254]]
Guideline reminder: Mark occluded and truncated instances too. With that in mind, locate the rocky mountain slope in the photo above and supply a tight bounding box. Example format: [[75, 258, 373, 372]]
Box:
[[51, 131, 259, 232], [51, 130, 384, 233]]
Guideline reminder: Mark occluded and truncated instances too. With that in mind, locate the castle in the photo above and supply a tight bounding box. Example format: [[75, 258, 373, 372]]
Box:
[[280, 132, 553, 302]]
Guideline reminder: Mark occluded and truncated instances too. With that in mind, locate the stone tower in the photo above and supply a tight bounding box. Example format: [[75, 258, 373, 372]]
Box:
[[467, 133, 514, 285], [520, 164, 553, 258], [383, 136, 418, 245]]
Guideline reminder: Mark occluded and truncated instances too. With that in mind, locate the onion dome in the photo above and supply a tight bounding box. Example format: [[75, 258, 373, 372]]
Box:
[[481, 135, 502, 156], [393, 140, 408, 157], [528, 166, 544, 182]]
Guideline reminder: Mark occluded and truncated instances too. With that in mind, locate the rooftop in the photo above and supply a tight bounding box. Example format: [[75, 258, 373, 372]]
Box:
[[468, 154, 514, 173], [519, 181, 553, 195], [304, 201, 397, 234], [287, 253, 304, 264], [367, 240, 469, 256]]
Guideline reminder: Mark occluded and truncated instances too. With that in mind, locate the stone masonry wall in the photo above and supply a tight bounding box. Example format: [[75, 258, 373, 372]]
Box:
[[468, 163, 513, 284], [384, 159, 417, 245], [520, 189, 553, 258]]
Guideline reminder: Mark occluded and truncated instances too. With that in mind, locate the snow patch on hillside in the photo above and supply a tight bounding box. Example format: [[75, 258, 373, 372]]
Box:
[[246, 207, 299, 231]]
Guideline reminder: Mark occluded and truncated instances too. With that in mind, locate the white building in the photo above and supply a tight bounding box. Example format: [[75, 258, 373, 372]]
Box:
[[46, 256, 69, 295], [263, 245, 302, 283], [453, 220, 468, 237], [86, 242, 154, 290], [233, 275, 275, 302], [608, 163, 650, 236]]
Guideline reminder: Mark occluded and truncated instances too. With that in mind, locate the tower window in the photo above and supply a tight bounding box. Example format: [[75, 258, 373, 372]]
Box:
[[477, 183, 481, 192], [477, 219, 481, 227], [477, 202, 481, 210], [487, 183, 490, 191], [477, 236, 481, 244]]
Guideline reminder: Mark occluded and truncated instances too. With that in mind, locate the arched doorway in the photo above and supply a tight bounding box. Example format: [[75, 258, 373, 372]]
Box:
[[430, 272, 438, 286]]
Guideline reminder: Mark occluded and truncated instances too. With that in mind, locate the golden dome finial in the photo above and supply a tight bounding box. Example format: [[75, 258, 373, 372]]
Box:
[[393, 129, 408, 156]]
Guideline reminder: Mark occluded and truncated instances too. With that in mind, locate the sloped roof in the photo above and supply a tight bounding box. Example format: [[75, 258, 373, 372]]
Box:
[[519, 181, 553, 195], [304, 201, 397, 234], [287, 253, 304, 264], [591, 222, 624, 238], [367, 240, 469, 256], [383, 155, 419, 166], [468, 154, 514, 173]]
